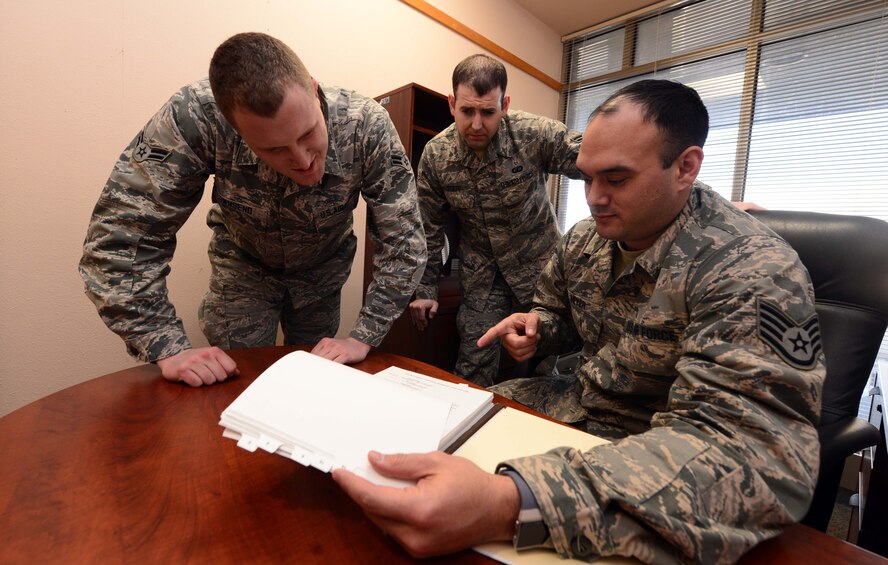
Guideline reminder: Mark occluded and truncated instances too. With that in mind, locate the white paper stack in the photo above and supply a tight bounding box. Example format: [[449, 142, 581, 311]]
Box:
[[219, 350, 495, 487], [373, 366, 495, 450]]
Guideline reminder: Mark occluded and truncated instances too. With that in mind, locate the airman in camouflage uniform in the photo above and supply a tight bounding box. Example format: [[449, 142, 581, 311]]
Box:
[[79, 33, 425, 386], [490, 181, 824, 562], [333, 80, 825, 564], [410, 54, 582, 386]]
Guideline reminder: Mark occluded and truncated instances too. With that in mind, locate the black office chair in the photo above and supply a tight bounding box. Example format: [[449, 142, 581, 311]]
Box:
[[749, 209, 888, 531]]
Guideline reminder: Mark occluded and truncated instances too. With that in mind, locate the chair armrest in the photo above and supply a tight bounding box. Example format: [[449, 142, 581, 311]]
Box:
[[818, 417, 880, 464]]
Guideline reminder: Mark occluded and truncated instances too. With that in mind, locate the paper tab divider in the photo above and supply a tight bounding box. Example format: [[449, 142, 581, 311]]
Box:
[[236, 433, 260, 452], [257, 434, 283, 453], [287, 444, 313, 466]]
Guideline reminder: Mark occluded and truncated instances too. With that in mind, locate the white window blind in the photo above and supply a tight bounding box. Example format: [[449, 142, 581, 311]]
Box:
[[558, 0, 887, 226], [557, 0, 888, 375]]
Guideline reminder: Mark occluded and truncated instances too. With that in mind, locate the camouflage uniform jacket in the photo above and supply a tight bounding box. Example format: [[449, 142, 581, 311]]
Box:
[[79, 80, 426, 362], [502, 184, 825, 563], [415, 110, 581, 308]]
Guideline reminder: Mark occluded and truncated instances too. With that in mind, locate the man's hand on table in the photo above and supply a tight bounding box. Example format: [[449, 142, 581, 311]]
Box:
[[157, 347, 239, 387], [311, 336, 371, 364]]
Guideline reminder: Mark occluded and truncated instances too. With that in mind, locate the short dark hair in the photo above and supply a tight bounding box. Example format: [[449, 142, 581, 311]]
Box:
[[209, 32, 313, 125], [452, 54, 507, 101], [592, 79, 709, 168]]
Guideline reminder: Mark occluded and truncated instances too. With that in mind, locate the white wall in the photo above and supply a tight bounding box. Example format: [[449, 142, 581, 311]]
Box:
[[0, 0, 563, 416]]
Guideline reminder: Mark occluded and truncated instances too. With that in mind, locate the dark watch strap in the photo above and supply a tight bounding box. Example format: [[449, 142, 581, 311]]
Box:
[[499, 469, 550, 550]]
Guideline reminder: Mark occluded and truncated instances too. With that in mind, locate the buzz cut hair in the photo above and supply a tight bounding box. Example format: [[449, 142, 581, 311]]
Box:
[[452, 54, 508, 103], [209, 32, 313, 125]]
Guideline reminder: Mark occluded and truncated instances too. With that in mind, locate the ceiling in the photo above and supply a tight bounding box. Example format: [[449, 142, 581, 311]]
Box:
[[513, 0, 659, 37]]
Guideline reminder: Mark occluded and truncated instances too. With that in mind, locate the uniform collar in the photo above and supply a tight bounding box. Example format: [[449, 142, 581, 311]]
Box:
[[633, 183, 702, 278], [317, 82, 344, 180], [579, 183, 704, 281], [582, 228, 615, 286]]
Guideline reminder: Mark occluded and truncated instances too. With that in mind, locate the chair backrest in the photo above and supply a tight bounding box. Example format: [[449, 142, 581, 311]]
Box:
[[749, 210, 888, 425]]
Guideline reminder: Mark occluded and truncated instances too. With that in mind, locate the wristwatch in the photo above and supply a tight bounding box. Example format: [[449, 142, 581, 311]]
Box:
[[499, 469, 550, 550]]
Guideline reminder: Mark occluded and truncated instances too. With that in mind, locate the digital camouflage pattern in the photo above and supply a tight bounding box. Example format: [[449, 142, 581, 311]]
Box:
[[415, 110, 582, 385], [80, 80, 426, 362], [454, 272, 522, 386], [493, 183, 825, 564]]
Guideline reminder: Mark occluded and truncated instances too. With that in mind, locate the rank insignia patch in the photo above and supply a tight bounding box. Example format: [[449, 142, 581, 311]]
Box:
[[132, 132, 170, 163], [391, 154, 410, 170], [757, 298, 822, 369]]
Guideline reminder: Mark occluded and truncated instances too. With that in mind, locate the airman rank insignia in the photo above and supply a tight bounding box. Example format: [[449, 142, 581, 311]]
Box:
[[757, 298, 822, 369], [132, 132, 170, 163], [391, 153, 410, 170]]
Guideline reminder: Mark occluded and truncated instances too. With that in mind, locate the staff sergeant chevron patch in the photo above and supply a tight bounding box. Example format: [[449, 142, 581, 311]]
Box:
[[757, 298, 822, 370]]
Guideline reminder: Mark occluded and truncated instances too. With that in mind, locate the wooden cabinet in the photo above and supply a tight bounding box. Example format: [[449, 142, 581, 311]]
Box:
[[362, 83, 461, 371]]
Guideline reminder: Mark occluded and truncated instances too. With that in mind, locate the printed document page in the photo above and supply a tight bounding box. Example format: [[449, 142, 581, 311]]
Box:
[[374, 365, 494, 449]]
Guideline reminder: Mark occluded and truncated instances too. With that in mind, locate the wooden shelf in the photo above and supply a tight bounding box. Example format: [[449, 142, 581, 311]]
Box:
[[363, 83, 460, 372], [414, 124, 439, 137]]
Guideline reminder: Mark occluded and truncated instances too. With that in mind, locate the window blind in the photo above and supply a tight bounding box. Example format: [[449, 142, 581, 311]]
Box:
[[558, 0, 887, 227]]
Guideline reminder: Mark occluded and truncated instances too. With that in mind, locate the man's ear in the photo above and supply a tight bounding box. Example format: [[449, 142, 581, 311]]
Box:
[[501, 94, 511, 113], [675, 146, 703, 186], [448, 94, 456, 117]]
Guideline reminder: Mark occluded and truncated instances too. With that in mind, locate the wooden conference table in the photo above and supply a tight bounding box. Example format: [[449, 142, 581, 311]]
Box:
[[1, 346, 885, 564]]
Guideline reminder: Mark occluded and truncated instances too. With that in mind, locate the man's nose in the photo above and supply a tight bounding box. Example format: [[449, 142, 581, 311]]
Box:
[[288, 144, 311, 169], [585, 181, 609, 208]]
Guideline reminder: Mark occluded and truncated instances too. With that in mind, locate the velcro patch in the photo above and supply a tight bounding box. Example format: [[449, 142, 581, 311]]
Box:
[[757, 298, 822, 370], [132, 131, 170, 163], [623, 320, 679, 342], [218, 197, 254, 216], [391, 153, 410, 170]]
